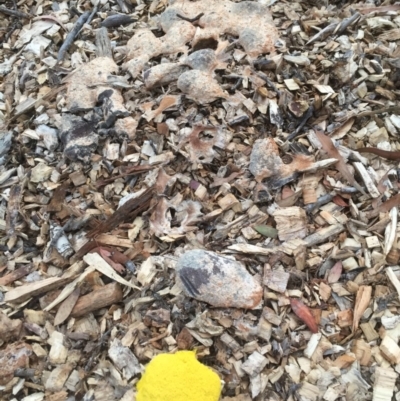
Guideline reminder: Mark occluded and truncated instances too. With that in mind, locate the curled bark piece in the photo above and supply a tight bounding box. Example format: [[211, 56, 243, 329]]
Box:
[[58, 11, 91, 62]]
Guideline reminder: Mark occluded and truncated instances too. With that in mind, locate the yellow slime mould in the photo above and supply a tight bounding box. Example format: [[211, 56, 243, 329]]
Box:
[[136, 350, 221, 401]]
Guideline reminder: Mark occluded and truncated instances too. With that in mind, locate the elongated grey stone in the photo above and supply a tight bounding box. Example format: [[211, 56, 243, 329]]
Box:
[[176, 250, 262, 309]]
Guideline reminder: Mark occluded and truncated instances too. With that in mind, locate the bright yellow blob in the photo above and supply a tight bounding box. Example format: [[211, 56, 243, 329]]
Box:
[[136, 351, 221, 401]]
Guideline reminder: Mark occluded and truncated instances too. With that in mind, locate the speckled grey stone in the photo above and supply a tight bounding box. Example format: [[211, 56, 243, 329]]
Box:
[[176, 250, 262, 309]]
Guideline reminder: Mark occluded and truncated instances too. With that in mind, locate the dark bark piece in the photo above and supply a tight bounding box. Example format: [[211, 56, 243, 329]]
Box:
[[0, 6, 31, 19], [58, 114, 99, 163], [58, 11, 91, 62], [101, 14, 135, 28], [87, 186, 154, 237], [95, 27, 113, 58], [71, 283, 123, 317]]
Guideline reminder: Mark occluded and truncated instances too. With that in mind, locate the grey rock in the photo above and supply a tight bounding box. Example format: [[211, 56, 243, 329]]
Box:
[[36, 125, 58, 151], [176, 249, 262, 309]]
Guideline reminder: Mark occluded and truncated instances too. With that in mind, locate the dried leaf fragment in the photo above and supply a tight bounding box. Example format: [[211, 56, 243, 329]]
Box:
[[290, 298, 318, 333], [315, 129, 366, 195]]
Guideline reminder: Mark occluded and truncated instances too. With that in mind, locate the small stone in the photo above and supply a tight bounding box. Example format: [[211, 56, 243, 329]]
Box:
[[36, 125, 59, 151], [31, 163, 53, 183], [176, 249, 262, 309]]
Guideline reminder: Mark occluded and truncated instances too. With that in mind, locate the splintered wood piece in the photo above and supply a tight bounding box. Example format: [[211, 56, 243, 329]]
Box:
[[45, 364, 73, 392], [315, 129, 366, 195], [298, 382, 320, 401], [218, 193, 242, 212], [301, 175, 320, 205], [293, 245, 306, 270], [71, 282, 123, 317], [48, 331, 68, 364], [4, 277, 72, 303], [386, 267, 400, 302], [384, 208, 398, 256], [353, 162, 380, 198], [0, 264, 33, 286], [352, 339, 371, 366], [263, 269, 289, 293], [69, 171, 86, 187], [54, 288, 81, 326], [87, 186, 153, 237], [303, 224, 345, 247], [273, 207, 308, 241], [337, 309, 353, 328], [352, 286, 372, 332], [360, 322, 379, 342], [380, 335, 400, 364], [373, 367, 397, 401], [319, 282, 331, 302], [333, 354, 356, 369], [95, 234, 134, 248], [83, 252, 140, 290]]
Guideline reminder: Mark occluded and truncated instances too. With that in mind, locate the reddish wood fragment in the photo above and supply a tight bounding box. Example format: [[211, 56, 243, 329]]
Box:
[[332, 195, 348, 207], [0, 264, 33, 286], [98, 248, 125, 274], [71, 283, 123, 318], [290, 298, 318, 333]]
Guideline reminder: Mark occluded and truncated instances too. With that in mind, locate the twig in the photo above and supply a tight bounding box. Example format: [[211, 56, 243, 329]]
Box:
[[253, 70, 281, 95], [287, 104, 314, 141], [307, 12, 361, 46], [356, 106, 400, 118], [176, 12, 204, 23], [101, 14, 135, 28], [0, 6, 30, 19], [57, 11, 91, 62], [304, 193, 334, 213], [86, 6, 98, 26]]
